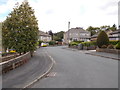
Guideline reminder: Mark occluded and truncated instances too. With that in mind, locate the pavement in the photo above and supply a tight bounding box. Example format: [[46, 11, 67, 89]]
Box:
[[85, 50, 120, 60], [65, 47, 119, 60], [2, 47, 54, 88], [30, 46, 118, 88]]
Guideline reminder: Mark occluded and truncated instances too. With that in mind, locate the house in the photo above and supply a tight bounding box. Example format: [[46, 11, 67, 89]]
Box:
[[91, 29, 120, 41], [39, 31, 52, 42], [109, 29, 120, 40], [91, 30, 113, 41], [63, 27, 91, 44]]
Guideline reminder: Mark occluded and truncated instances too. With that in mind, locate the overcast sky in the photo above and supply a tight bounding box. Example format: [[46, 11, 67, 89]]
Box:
[[0, 0, 119, 33]]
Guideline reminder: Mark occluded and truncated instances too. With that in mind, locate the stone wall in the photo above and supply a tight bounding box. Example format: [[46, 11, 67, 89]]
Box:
[[0, 52, 31, 74], [96, 48, 120, 54]]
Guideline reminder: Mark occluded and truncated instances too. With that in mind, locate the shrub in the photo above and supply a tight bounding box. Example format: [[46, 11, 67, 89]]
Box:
[[109, 40, 119, 45], [38, 40, 43, 46], [101, 45, 107, 48], [81, 41, 97, 47], [97, 31, 109, 48], [107, 44, 114, 49], [49, 41, 56, 45], [73, 41, 83, 43], [115, 42, 120, 49], [69, 42, 79, 46]]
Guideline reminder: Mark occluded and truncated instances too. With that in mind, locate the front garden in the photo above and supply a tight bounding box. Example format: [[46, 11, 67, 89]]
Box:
[[68, 31, 120, 54]]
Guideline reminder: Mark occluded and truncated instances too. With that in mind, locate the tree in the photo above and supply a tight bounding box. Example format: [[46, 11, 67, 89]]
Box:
[[53, 31, 64, 41], [97, 31, 109, 48], [110, 24, 117, 31], [86, 26, 100, 36], [100, 25, 110, 30], [48, 30, 53, 40], [2, 20, 10, 52], [2, 1, 39, 55]]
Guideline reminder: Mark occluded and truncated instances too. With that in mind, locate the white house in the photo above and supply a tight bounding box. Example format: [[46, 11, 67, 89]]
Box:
[[39, 31, 52, 42]]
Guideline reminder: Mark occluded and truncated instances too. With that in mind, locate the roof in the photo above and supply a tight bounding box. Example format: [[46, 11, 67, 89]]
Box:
[[110, 29, 120, 35], [66, 27, 90, 33], [39, 31, 51, 37], [91, 30, 114, 38]]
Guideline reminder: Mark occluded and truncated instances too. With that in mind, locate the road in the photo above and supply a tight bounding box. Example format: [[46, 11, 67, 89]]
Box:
[[30, 46, 118, 88], [3, 48, 52, 88]]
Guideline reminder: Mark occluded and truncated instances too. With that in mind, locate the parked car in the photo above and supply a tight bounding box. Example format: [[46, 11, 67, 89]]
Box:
[[41, 43, 48, 47], [9, 49, 16, 53]]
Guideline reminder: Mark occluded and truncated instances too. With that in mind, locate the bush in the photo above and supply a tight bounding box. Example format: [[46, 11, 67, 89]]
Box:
[[38, 40, 43, 46], [115, 42, 120, 49], [101, 45, 107, 48], [109, 40, 119, 45], [69, 42, 79, 46], [81, 41, 97, 47], [97, 31, 109, 48], [73, 41, 83, 43], [107, 44, 114, 49], [49, 41, 56, 45]]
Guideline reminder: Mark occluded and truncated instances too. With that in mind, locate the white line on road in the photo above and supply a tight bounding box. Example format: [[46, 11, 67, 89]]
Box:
[[22, 51, 55, 89]]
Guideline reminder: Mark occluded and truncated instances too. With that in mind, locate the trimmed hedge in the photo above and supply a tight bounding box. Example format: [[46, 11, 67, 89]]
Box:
[[81, 41, 97, 47], [97, 31, 109, 48], [49, 41, 56, 45], [109, 40, 120, 45], [69, 42, 79, 46], [115, 41, 120, 49]]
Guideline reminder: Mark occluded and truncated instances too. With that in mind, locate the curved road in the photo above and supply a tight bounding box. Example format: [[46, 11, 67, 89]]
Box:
[[31, 46, 118, 88], [3, 48, 52, 88]]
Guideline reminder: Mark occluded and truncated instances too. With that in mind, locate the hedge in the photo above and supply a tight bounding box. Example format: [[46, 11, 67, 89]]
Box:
[[115, 41, 120, 49], [109, 40, 120, 45], [81, 41, 97, 47], [49, 41, 56, 45], [69, 40, 119, 47], [69, 42, 79, 46]]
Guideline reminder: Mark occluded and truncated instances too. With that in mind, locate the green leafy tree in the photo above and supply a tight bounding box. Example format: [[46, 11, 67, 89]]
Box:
[[2, 1, 39, 55], [110, 24, 117, 31], [2, 20, 11, 52], [86, 26, 100, 36], [100, 25, 110, 30], [97, 31, 109, 48], [53, 31, 64, 41]]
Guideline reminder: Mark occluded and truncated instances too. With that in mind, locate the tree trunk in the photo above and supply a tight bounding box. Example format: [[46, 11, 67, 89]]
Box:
[[30, 51, 34, 57]]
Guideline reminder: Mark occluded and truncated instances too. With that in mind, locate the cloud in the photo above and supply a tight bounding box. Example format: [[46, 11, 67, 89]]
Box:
[[0, 0, 119, 32]]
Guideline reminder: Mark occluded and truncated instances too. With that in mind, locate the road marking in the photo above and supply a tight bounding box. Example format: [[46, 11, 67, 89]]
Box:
[[22, 51, 55, 89], [46, 72, 57, 77], [45, 51, 56, 64]]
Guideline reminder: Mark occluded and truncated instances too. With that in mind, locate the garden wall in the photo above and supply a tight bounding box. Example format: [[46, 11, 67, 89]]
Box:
[[0, 52, 31, 74], [96, 48, 120, 54]]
